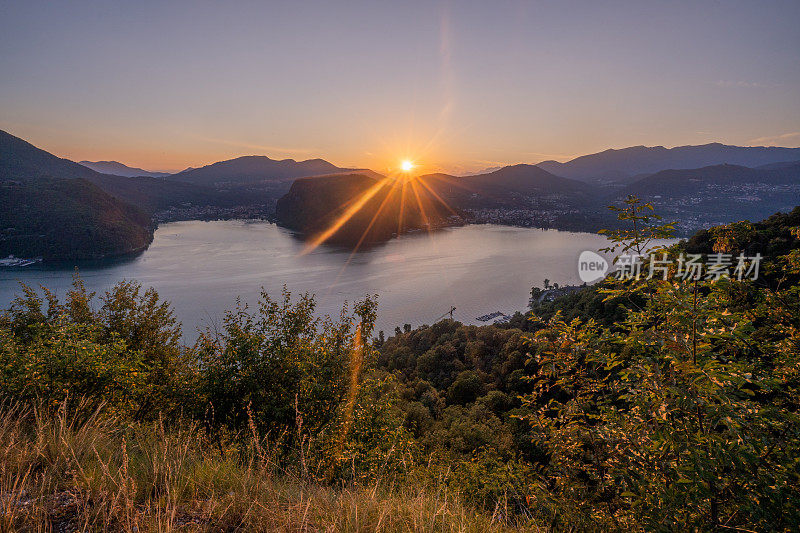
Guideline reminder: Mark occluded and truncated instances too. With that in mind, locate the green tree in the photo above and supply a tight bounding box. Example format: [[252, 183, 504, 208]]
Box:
[[0, 275, 189, 419], [517, 202, 800, 530], [196, 289, 404, 478], [599, 194, 675, 258]]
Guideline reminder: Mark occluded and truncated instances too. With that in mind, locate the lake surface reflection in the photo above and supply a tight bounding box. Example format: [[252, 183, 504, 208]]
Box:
[[0, 221, 618, 340]]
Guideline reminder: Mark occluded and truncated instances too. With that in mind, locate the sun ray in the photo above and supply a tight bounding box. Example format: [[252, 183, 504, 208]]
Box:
[[352, 177, 403, 249], [416, 177, 459, 218], [321, 176, 407, 295], [409, 179, 431, 233], [397, 179, 408, 234], [301, 177, 390, 255]]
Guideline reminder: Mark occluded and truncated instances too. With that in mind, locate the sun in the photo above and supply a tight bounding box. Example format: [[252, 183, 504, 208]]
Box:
[[400, 160, 414, 172]]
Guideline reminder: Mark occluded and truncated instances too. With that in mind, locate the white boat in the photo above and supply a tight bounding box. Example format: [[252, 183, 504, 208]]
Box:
[[0, 255, 41, 267], [476, 311, 510, 323]]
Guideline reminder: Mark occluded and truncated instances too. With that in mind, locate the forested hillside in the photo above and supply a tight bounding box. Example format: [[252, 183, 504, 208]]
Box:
[[0, 203, 798, 530], [0, 178, 153, 260], [0, 130, 277, 260]]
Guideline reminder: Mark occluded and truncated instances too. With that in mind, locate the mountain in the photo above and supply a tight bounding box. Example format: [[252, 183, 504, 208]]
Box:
[[0, 130, 272, 216], [79, 160, 170, 178], [419, 164, 595, 211], [537, 143, 800, 183], [0, 178, 153, 261], [275, 164, 597, 245], [85, 173, 267, 213], [0, 130, 156, 260], [1, 129, 103, 182], [620, 162, 800, 233], [276, 173, 458, 245], [624, 162, 800, 197], [168, 155, 348, 192], [755, 160, 800, 171], [457, 163, 590, 197]]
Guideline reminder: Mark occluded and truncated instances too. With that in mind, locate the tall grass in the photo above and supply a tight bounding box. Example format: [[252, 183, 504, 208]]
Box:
[[0, 401, 529, 532]]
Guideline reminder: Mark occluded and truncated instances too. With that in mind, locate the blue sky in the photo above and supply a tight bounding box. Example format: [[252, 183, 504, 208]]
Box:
[[1, 0, 798, 173]]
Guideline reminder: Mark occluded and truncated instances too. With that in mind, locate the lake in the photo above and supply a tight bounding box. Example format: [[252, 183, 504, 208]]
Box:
[[0, 221, 617, 340]]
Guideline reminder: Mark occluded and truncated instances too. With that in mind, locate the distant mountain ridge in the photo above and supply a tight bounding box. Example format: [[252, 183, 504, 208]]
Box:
[[537, 143, 800, 183], [275, 164, 595, 244], [0, 130, 252, 215], [0, 130, 154, 260], [168, 155, 348, 188], [79, 160, 171, 178], [618, 162, 800, 234], [624, 162, 800, 197], [449, 164, 590, 197], [416, 164, 595, 212]]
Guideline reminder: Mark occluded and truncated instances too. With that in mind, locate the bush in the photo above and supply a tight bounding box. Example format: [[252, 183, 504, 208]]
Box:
[[196, 288, 408, 479], [446, 370, 486, 405], [0, 276, 191, 419]]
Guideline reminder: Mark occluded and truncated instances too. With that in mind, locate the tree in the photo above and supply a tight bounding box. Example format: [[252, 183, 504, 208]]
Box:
[[196, 289, 401, 477], [0, 275, 190, 419], [446, 370, 486, 405], [517, 202, 800, 530], [599, 194, 675, 258]]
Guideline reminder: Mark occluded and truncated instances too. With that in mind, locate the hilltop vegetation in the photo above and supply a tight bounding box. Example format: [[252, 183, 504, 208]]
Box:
[[276, 173, 459, 244], [1, 204, 798, 530], [0, 178, 153, 261]]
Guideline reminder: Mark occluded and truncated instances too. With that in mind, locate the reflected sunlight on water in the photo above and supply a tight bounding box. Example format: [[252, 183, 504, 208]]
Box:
[[1, 220, 622, 341]]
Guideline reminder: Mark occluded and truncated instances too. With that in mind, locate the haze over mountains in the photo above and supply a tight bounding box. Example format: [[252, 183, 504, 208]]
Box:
[[2, 128, 799, 259], [79, 160, 171, 178], [169, 155, 348, 190], [619, 162, 800, 229], [537, 143, 800, 183]]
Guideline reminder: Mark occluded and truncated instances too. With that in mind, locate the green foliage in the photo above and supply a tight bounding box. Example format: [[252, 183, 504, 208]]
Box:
[[447, 370, 486, 405], [377, 320, 537, 508], [1, 205, 799, 530], [196, 289, 409, 479], [0, 276, 190, 418], [0, 178, 153, 260], [599, 194, 675, 257], [520, 275, 800, 529], [513, 203, 800, 530]]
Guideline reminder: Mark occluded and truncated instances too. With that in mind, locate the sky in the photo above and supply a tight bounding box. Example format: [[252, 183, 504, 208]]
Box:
[[1, 0, 799, 174]]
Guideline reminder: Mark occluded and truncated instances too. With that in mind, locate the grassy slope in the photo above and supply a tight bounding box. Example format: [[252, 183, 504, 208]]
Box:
[[0, 404, 525, 532]]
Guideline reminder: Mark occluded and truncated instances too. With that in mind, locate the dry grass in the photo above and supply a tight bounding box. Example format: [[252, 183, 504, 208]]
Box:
[[0, 402, 531, 532]]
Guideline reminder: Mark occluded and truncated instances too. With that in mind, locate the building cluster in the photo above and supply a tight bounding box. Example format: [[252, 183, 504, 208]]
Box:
[[155, 205, 276, 223]]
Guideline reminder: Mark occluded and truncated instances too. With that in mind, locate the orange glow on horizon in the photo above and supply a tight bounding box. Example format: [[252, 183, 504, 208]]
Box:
[[299, 155, 462, 255]]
